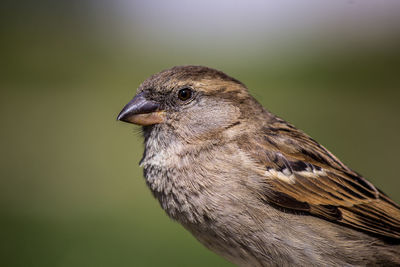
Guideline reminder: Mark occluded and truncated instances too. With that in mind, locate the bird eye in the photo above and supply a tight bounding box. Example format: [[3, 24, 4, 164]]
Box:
[[177, 88, 193, 101]]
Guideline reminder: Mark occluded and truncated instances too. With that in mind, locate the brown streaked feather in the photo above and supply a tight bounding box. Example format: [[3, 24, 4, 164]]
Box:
[[243, 120, 400, 240]]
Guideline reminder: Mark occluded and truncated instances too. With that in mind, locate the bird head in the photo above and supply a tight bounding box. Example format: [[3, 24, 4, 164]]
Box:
[[117, 66, 264, 142]]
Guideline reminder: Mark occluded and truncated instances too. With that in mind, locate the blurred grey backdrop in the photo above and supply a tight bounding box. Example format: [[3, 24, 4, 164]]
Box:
[[1, 1, 400, 266]]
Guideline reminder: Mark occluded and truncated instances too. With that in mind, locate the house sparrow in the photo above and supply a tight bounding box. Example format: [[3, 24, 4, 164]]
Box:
[[117, 66, 400, 266]]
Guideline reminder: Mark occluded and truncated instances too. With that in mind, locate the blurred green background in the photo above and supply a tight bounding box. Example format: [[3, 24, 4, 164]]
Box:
[[1, 1, 400, 266]]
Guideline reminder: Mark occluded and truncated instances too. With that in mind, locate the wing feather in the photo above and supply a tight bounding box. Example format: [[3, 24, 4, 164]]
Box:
[[243, 123, 400, 240]]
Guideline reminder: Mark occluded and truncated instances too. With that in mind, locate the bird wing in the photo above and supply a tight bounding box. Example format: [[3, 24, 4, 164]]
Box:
[[242, 122, 400, 240]]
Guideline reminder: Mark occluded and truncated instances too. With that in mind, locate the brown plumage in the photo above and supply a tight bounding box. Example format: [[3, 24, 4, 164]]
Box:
[[118, 66, 400, 266]]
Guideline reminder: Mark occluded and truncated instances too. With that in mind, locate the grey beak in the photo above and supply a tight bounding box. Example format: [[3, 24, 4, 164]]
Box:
[[117, 92, 160, 123]]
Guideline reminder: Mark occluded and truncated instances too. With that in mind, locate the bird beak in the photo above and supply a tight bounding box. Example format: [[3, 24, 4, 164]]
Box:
[[117, 92, 165, 126]]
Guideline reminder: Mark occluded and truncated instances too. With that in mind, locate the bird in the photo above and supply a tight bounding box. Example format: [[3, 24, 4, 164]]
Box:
[[117, 65, 400, 266]]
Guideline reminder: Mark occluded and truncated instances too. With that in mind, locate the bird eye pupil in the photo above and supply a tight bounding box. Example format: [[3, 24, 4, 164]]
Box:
[[178, 88, 192, 101]]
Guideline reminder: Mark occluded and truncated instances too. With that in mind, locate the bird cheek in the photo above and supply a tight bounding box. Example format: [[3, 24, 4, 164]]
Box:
[[173, 105, 241, 140]]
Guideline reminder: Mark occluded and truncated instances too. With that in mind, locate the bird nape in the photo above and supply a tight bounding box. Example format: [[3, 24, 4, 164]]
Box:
[[118, 65, 400, 266]]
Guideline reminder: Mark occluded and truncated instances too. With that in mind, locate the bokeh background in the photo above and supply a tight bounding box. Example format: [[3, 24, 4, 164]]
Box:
[[1, 1, 400, 266]]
